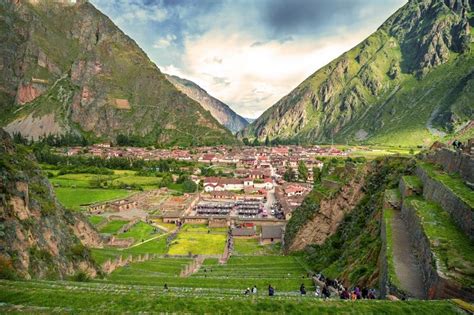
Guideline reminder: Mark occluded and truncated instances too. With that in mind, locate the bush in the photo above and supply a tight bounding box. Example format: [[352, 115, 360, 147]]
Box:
[[72, 271, 90, 282]]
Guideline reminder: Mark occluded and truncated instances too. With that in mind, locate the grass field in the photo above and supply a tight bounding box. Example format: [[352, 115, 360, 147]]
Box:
[[88, 215, 106, 225], [0, 280, 462, 314], [55, 187, 131, 211], [233, 238, 280, 255], [168, 226, 227, 255], [99, 220, 129, 234], [117, 222, 161, 243]]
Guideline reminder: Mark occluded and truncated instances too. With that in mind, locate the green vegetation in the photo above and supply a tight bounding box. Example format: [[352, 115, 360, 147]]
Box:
[[117, 222, 160, 243], [406, 197, 474, 287], [54, 187, 131, 211], [301, 158, 414, 287], [402, 175, 423, 191], [418, 162, 474, 208], [383, 208, 401, 289], [99, 220, 129, 234], [0, 280, 462, 314], [88, 215, 105, 226], [233, 238, 280, 256], [168, 225, 227, 255]]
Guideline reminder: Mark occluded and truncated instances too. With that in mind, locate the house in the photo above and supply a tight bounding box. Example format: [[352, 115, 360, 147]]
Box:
[[284, 185, 306, 197], [200, 154, 218, 163], [231, 227, 256, 238], [260, 225, 284, 244]]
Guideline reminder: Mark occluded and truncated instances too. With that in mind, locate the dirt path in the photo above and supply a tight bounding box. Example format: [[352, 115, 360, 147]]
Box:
[[390, 211, 425, 298]]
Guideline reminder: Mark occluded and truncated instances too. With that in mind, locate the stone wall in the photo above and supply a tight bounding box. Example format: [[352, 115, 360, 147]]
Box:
[[427, 148, 474, 184], [415, 166, 473, 240], [401, 200, 474, 301]]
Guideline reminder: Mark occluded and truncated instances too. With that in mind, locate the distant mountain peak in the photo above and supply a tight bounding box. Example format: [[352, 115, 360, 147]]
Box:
[[165, 74, 248, 134]]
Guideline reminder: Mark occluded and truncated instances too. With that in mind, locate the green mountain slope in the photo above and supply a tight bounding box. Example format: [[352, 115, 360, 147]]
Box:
[[165, 74, 248, 134], [242, 0, 473, 146], [0, 0, 237, 147]]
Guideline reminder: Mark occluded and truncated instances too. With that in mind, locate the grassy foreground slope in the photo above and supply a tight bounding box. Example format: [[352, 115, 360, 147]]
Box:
[[0, 280, 463, 314]]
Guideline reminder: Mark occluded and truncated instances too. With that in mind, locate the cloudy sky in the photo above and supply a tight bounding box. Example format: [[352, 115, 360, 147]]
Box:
[[91, 0, 406, 118]]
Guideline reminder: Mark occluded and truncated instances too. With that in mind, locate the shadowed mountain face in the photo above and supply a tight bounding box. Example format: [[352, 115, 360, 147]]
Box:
[[165, 74, 248, 134], [242, 0, 473, 146], [0, 0, 237, 147]]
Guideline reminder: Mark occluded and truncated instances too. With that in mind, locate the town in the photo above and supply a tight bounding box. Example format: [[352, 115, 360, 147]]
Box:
[[65, 144, 347, 243]]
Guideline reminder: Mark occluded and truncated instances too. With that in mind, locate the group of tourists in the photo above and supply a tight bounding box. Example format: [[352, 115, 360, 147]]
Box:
[[314, 273, 377, 300], [244, 285, 258, 295]]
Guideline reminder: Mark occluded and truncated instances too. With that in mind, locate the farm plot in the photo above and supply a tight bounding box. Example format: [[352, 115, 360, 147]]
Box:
[[167, 225, 227, 255]]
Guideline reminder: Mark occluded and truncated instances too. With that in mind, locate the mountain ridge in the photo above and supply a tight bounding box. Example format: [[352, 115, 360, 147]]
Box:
[[241, 0, 473, 146], [0, 0, 237, 147], [165, 74, 248, 134]]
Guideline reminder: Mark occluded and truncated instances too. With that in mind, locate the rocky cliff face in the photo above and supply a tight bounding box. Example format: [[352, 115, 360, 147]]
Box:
[[0, 129, 101, 279], [165, 75, 248, 134], [288, 170, 367, 251], [242, 0, 473, 146], [0, 0, 236, 146]]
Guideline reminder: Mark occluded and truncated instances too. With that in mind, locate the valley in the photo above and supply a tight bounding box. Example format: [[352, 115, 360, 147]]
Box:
[[0, 0, 473, 313]]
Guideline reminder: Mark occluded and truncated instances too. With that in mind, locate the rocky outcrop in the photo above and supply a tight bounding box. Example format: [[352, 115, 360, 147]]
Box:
[[0, 1, 236, 146], [165, 75, 248, 134], [415, 165, 473, 239], [0, 129, 101, 279], [288, 170, 366, 251], [242, 0, 473, 146]]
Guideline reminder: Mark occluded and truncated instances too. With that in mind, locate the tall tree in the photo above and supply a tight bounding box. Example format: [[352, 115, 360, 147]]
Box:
[[283, 166, 296, 182], [298, 161, 308, 182]]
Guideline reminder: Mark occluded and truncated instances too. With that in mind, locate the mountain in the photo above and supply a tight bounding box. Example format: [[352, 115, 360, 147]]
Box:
[[0, 0, 237, 147], [242, 0, 473, 146], [165, 74, 248, 134], [245, 117, 256, 124], [0, 128, 101, 280]]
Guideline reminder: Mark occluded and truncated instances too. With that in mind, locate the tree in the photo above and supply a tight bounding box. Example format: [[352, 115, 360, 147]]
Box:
[[182, 179, 197, 193], [298, 161, 308, 182], [242, 138, 250, 146], [265, 136, 270, 146], [312, 167, 321, 185], [252, 138, 260, 146], [159, 173, 173, 188], [283, 166, 296, 182]]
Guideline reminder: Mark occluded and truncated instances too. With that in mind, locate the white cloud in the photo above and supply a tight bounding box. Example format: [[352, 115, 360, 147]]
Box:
[[153, 34, 177, 49], [163, 29, 372, 118]]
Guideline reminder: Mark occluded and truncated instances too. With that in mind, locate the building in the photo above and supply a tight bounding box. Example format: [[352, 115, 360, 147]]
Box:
[[260, 225, 284, 244]]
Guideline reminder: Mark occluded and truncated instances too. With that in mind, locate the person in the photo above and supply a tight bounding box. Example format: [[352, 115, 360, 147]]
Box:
[[368, 289, 376, 299], [351, 291, 357, 301], [164, 283, 168, 291], [252, 285, 257, 294], [268, 285, 275, 296], [322, 285, 330, 299], [300, 283, 306, 295], [244, 288, 250, 295], [354, 287, 362, 299], [362, 287, 368, 299], [340, 288, 350, 300], [315, 286, 321, 298]]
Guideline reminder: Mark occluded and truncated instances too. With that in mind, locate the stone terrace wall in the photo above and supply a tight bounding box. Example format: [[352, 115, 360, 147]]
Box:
[[415, 166, 473, 240], [401, 201, 474, 301], [427, 148, 474, 184]]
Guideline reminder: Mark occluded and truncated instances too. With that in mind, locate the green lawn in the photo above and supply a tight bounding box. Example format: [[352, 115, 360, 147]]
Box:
[[383, 208, 401, 289], [406, 197, 474, 287], [54, 187, 131, 211], [117, 222, 161, 243], [168, 231, 226, 255], [402, 175, 423, 191], [99, 220, 129, 234], [233, 238, 280, 255], [88, 215, 106, 225]]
